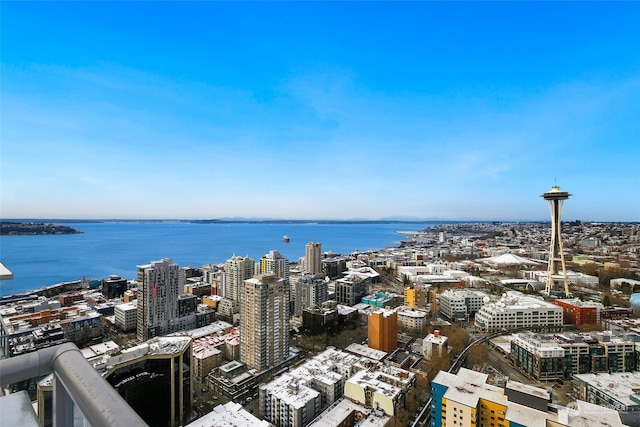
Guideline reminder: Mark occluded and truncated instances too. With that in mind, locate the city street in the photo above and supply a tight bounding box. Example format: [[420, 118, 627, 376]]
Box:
[[485, 346, 530, 384]]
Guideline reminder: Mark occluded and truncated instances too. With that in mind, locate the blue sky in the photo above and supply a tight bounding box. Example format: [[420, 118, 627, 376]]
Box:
[[2, 2, 639, 221]]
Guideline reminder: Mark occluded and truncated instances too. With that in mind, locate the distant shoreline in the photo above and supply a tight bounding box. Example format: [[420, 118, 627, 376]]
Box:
[[0, 222, 83, 236], [2, 218, 549, 225], [2, 220, 636, 233]]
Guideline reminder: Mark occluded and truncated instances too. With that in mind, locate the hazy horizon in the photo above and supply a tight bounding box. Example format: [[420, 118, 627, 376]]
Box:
[[1, 216, 624, 224], [2, 2, 639, 222]]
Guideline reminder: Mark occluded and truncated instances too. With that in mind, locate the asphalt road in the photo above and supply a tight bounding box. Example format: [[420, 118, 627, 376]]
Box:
[[485, 346, 530, 384]]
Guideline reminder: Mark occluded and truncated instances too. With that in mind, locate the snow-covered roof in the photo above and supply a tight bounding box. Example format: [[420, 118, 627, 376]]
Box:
[[478, 253, 544, 266]]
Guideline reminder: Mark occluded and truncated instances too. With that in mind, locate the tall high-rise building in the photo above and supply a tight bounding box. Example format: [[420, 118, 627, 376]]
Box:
[[542, 185, 571, 297], [223, 255, 255, 303], [305, 242, 322, 276], [368, 309, 397, 354], [258, 250, 290, 284], [136, 258, 184, 341], [294, 274, 329, 316], [240, 274, 289, 371]]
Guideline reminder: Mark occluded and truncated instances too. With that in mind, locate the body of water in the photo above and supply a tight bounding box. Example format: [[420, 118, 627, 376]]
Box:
[[0, 221, 440, 296]]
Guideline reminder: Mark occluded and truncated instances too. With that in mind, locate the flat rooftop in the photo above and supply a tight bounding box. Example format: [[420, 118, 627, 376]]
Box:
[[186, 401, 271, 427], [574, 371, 640, 407], [345, 343, 387, 361]]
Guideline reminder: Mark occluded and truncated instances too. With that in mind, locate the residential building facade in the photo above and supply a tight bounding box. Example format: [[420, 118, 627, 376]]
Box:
[[258, 250, 290, 284], [305, 242, 323, 276], [474, 291, 563, 333], [573, 371, 640, 426], [553, 298, 603, 326], [431, 368, 627, 427], [114, 301, 137, 332], [240, 274, 289, 371], [136, 258, 184, 341], [223, 255, 255, 303], [439, 289, 489, 320], [510, 330, 637, 381], [397, 308, 428, 334], [294, 274, 328, 317], [368, 309, 397, 354]]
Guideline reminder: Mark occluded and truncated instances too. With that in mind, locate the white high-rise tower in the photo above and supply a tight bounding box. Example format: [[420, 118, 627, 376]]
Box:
[[258, 250, 289, 283], [136, 258, 184, 341], [542, 185, 571, 297], [223, 255, 255, 302]]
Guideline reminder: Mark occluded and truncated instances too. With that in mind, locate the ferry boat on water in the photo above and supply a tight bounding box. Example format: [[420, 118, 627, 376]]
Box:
[[283, 235, 290, 243]]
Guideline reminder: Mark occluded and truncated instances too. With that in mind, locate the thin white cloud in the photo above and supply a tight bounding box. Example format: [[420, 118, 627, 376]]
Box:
[[2, 57, 639, 220]]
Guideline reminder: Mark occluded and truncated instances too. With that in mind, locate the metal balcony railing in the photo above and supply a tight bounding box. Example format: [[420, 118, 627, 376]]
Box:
[[0, 342, 147, 427]]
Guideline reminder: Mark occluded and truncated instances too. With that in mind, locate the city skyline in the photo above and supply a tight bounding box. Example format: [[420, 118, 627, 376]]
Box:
[[2, 2, 639, 222]]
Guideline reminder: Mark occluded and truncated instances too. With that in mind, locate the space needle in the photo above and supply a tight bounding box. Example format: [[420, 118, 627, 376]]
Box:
[[542, 185, 572, 297]]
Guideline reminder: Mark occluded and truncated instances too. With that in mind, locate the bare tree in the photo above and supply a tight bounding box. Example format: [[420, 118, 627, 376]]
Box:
[[466, 343, 488, 368]]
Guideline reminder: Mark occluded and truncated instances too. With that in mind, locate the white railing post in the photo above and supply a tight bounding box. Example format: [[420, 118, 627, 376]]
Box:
[[0, 343, 148, 427], [53, 371, 75, 427]]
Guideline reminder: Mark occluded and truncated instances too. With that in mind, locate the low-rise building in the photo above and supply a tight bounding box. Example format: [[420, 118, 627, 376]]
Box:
[[396, 307, 428, 334], [260, 374, 321, 427], [259, 346, 356, 422], [335, 275, 369, 306], [184, 281, 212, 297], [510, 330, 637, 381], [1, 304, 101, 357], [362, 292, 393, 307], [102, 275, 128, 299], [573, 371, 640, 426], [439, 289, 489, 320], [186, 401, 272, 427], [344, 362, 414, 417], [396, 265, 465, 286], [193, 342, 222, 384], [422, 330, 448, 360], [474, 291, 563, 333], [306, 398, 391, 427], [259, 346, 414, 423], [302, 304, 338, 334], [522, 270, 599, 288], [184, 322, 239, 363], [114, 301, 137, 332], [554, 298, 603, 326], [431, 367, 627, 427]]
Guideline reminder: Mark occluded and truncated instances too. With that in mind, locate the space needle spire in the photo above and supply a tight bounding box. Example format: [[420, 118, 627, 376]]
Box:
[[541, 185, 572, 297]]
